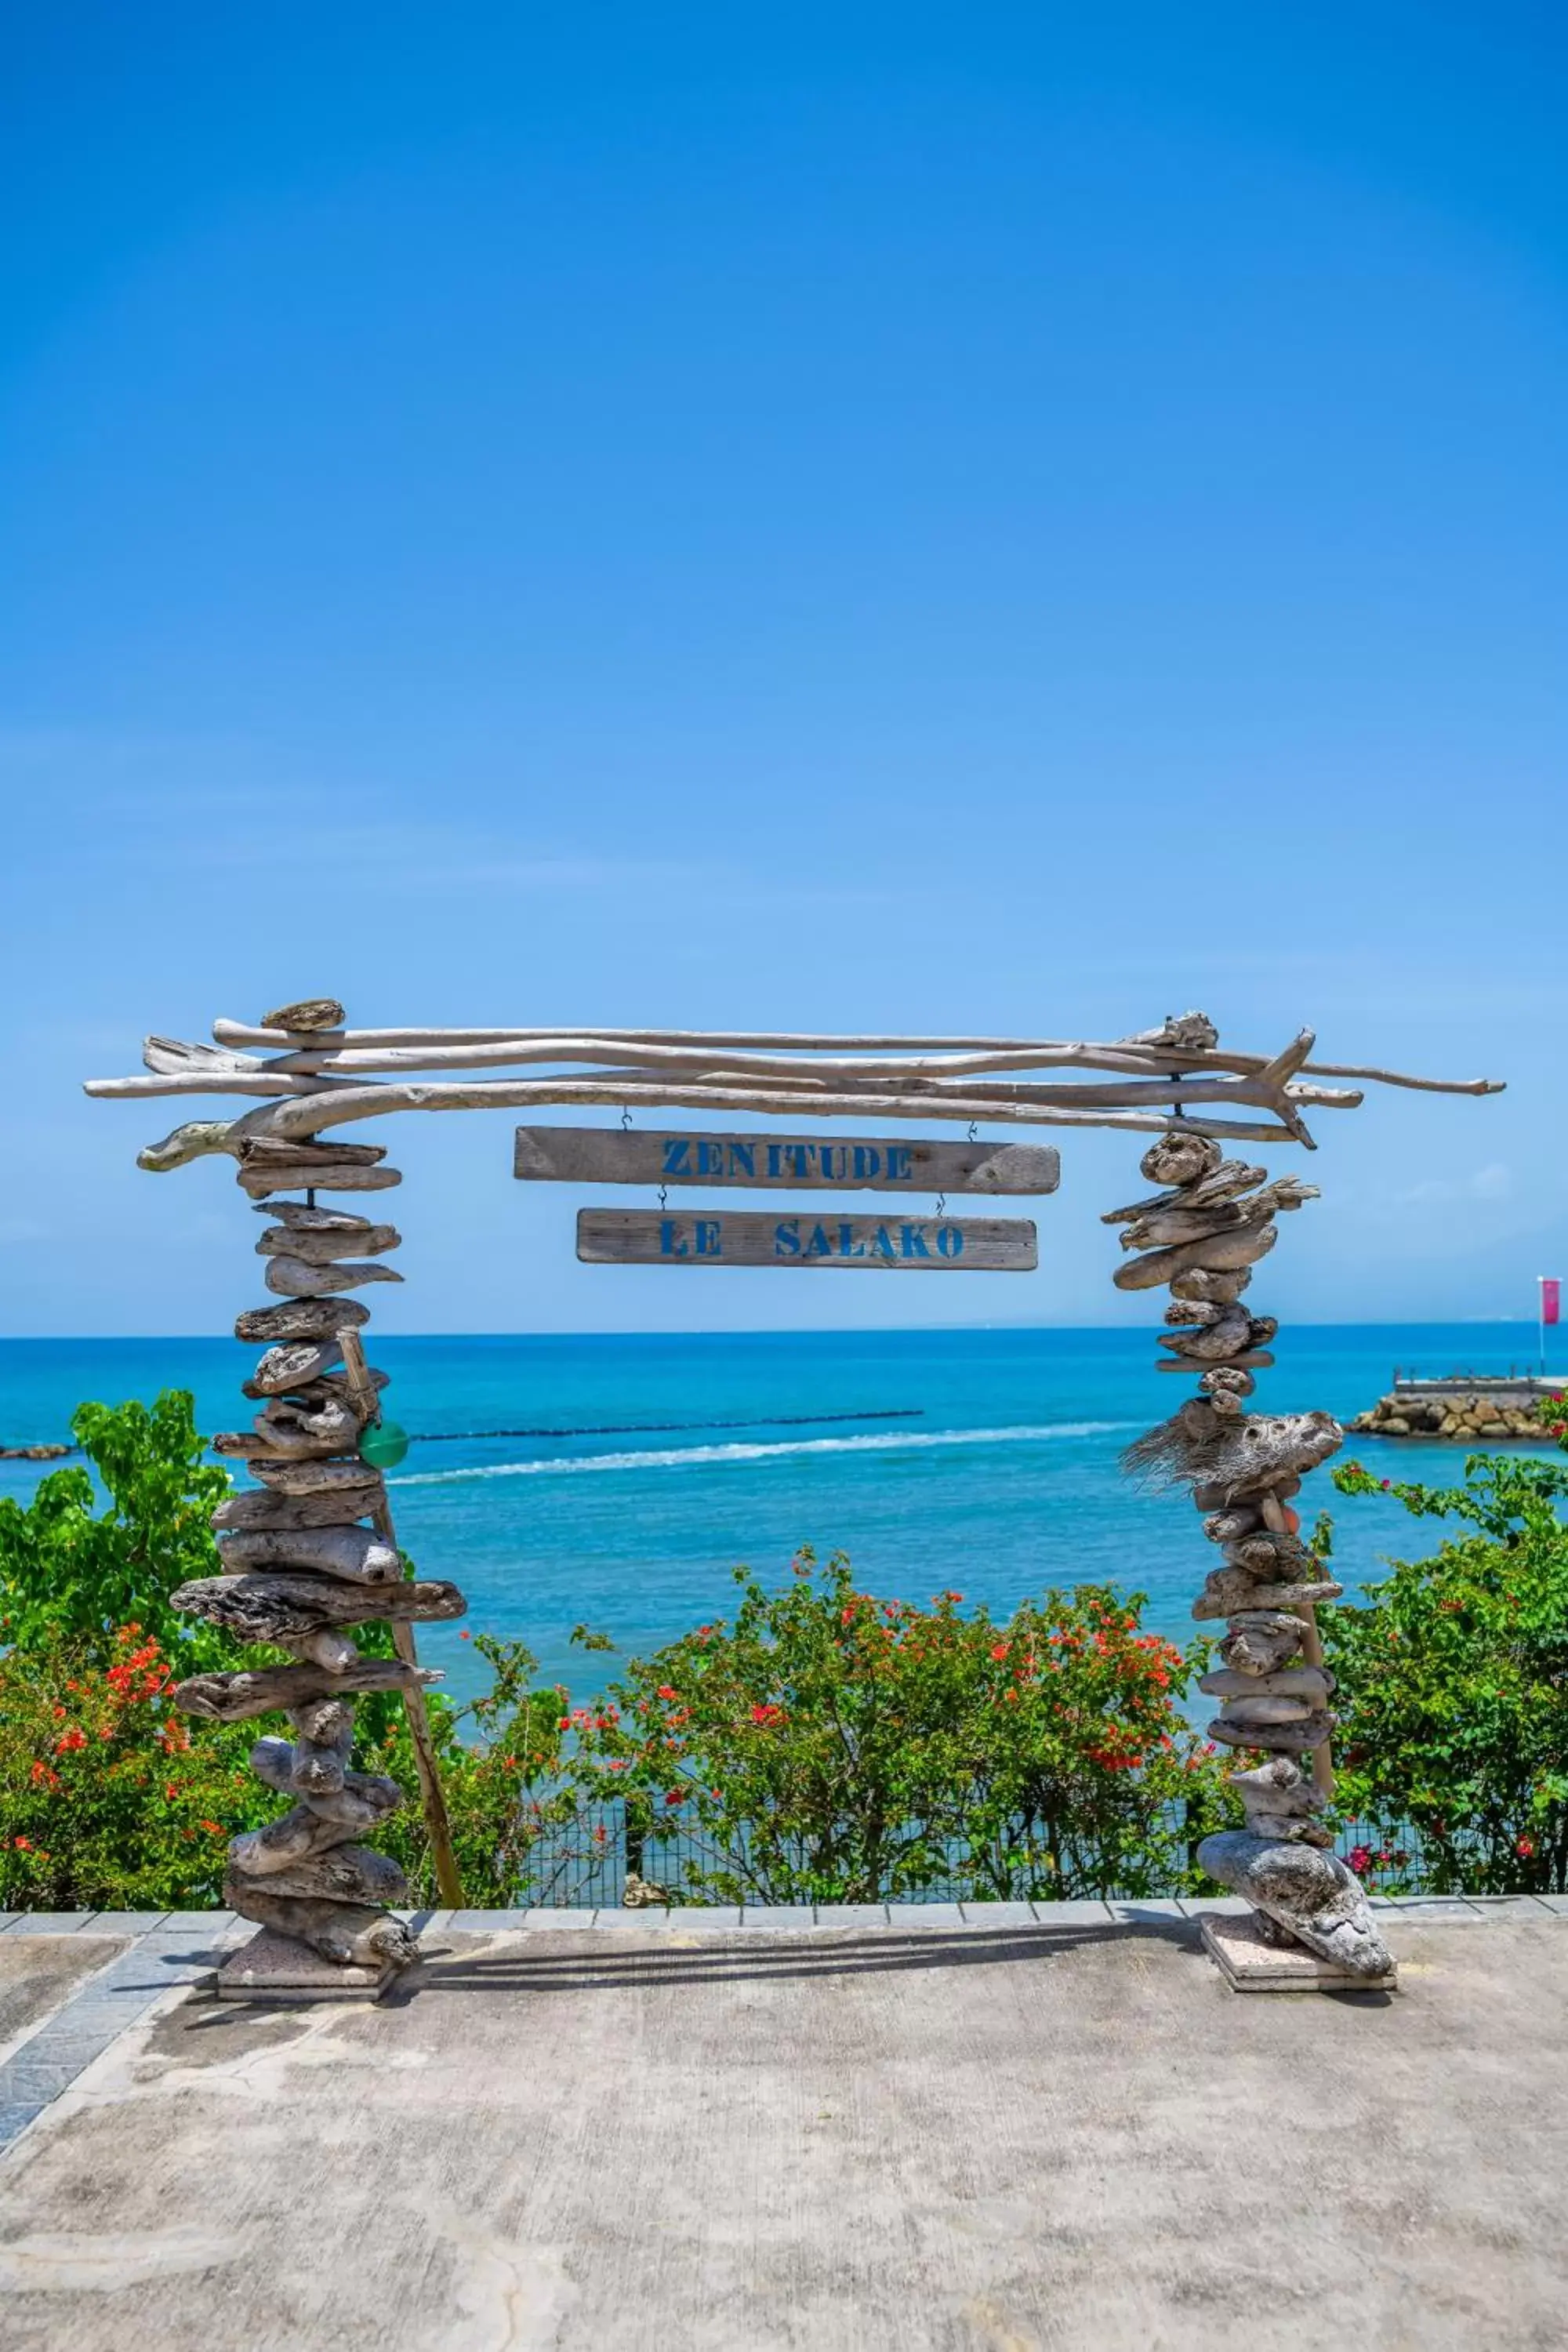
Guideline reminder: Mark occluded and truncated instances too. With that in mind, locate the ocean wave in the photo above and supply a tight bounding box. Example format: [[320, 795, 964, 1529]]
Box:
[[388, 1421, 1131, 1486]]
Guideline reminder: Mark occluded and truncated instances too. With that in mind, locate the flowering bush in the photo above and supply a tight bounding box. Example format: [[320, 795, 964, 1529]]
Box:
[[350, 1630, 570, 1905], [0, 1396, 568, 1909], [561, 1549, 1232, 1903], [0, 1623, 268, 1908], [1322, 1453, 1568, 1892]]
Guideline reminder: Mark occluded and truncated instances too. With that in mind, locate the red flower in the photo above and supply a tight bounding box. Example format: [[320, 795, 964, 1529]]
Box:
[[1517, 1836, 1537, 1860], [664, 1789, 684, 1807], [750, 1703, 786, 1728], [656, 1685, 679, 1701], [990, 1642, 1009, 1662]]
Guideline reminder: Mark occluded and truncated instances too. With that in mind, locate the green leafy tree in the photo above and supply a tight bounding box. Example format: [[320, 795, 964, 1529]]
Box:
[[0, 1393, 230, 1666], [1323, 1452, 1568, 1892], [562, 1549, 1229, 1903]]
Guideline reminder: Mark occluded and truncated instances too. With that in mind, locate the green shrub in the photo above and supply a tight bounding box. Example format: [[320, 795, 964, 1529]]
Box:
[[0, 1396, 567, 1909], [1323, 1453, 1568, 1893], [561, 1548, 1231, 1903], [0, 1392, 230, 1667]]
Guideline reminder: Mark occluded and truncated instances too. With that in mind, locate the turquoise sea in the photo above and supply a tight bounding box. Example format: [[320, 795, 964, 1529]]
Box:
[[1, 1326, 1555, 1705]]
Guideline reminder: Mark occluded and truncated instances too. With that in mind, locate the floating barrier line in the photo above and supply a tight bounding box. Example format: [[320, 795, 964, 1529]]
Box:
[[403, 1407, 926, 1443]]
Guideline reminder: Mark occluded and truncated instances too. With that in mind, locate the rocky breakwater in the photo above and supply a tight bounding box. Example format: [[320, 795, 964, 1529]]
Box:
[[1350, 1389, 1549, 1442], [1107, 1132, 1392, 1979], [168, 1112, 465, 1977]]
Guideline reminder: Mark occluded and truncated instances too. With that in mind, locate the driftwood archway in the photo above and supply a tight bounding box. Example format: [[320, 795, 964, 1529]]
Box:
[[86, 1005, 1501, 1989]]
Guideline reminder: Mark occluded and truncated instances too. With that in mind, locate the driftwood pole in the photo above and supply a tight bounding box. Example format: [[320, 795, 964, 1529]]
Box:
[[159, 999, 468, 1980], [337, 1326, 465, 1907], [1108, 1052, 1386, 1974]]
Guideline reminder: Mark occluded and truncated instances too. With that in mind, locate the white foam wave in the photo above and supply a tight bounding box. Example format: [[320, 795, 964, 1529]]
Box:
[[389, 1421, 1131, 1486]]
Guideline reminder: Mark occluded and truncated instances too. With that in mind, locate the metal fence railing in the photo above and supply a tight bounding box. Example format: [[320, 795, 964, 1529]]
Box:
[[502, 1798, 1477, 1911]]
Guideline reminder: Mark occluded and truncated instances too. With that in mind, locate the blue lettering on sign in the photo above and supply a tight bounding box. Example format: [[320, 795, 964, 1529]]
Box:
[[659, 1219, 688, 1258], [899, 1224, 931, 1259], [647, 1136, 946, 1192], [804, 1221, 833, 1258], [936, 1225, 964, 1260], [774, 1219, 801, 1255], [695, 1219, 722, 1256]]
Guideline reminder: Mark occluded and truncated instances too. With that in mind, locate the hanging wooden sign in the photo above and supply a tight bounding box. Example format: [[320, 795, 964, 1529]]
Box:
[[517, 1126, 1058, 1195], [576, 1209, 1038, 1270]]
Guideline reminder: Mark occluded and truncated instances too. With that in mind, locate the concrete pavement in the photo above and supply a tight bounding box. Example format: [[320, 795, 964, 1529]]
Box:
[[1, 1904, 1565, 2350]]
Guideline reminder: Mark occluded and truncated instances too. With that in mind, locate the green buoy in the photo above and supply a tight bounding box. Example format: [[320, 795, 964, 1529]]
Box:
[[358, 1418, 410, 1471]]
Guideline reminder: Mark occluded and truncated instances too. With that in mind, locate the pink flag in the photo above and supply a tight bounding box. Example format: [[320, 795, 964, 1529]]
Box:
[[1543, 1278, 1561, 1327]]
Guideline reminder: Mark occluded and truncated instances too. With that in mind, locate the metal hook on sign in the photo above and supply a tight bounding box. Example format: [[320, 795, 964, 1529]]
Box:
[[935, 1191, 947, 1218], [658, 1184, 668, 1211], [967, 1121, 978, 1144], [621, 1105, 633, 1131]]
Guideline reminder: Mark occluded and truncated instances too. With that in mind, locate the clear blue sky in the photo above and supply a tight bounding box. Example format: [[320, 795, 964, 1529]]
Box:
[[2, 4, 1563, 1336]]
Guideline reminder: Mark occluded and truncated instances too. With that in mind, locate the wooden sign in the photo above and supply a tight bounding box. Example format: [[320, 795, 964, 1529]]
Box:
[[576, 1210, 1038, 1270], [517, 1126, 1058, 1195]]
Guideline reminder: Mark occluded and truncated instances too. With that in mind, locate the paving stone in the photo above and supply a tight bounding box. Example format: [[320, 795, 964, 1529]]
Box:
[[1385, 1897, 1483, 1918], [2, 2058, 102, 2102], [1107, 1900, 1189, 1926], [519, 1910, 597, 1932], [81, 1911, 170, 1936], [0, 2102, 45, 2146], [154, 1911, 238, 1933], [739, 1907, 818, 1931], [884, 1904, 967, 1930], [1029, 1900, 1117, 1929], [2, 1915, 97, 1936], [1443, 1896, 1555, 1921], [813, 1905, 891, 1929], [1535, 1893, 1568, 1915], [1178, 1896, 1254, 1919], [959, 1901, 1037, 1929], [450, 1909, 528, 1931]]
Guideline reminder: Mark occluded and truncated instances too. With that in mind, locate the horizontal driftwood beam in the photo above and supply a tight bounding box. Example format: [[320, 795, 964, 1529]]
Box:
[[85, 1058, 1363, 1116], [203, 1016, 1504, 1094], [223, 1080, 1310, 1147]]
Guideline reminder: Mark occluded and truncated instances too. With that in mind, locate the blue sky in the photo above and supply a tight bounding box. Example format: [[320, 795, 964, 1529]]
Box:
[[2, 4, 1563, 1336]]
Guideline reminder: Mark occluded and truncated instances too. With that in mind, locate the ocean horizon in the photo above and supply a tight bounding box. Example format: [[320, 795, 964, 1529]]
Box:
[[3, 1323, 1558, 1704]]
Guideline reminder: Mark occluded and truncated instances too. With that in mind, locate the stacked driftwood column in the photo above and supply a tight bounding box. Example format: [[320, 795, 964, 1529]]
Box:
[[1109, 1130, 1393, 1976], [169, 1118, 466, 1977]]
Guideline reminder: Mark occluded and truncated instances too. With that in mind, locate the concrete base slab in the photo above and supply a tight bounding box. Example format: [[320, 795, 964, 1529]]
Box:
[[213, 1929, 394, 2003], [1201, 1912, 1398, 1994]]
